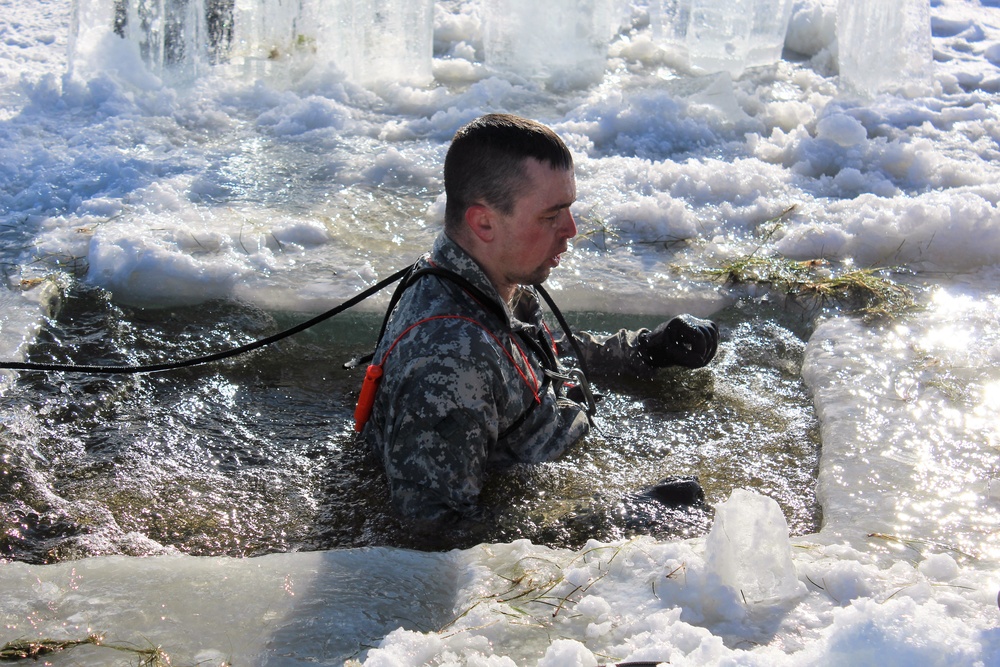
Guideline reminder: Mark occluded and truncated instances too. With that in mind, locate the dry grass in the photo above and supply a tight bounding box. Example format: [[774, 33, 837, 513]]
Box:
[[705, 206, 917, 321], [439, 542, 629, 633], [0, 634, 185, 666], [707, 255, 917, 321]]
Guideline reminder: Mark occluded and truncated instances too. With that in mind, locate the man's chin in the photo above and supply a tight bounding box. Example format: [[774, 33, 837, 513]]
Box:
[[514, 266, 556, 287], [531, 267, 553, 285]]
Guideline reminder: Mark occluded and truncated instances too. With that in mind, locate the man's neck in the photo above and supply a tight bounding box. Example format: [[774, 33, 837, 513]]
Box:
[[445, 230, 517, 304]]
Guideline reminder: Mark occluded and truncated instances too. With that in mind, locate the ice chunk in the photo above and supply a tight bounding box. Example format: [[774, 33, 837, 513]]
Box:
[[816, 112, 867, 147], [704, 488, 804, 603], [687, 0, 755, 74], [0, 284, 63, 393], [482, 0, 616, 87], [650, 0, 796, 75], [69, 0, 116, 72], [745, 0, 799, 67], [87, 0, 237, 75], [234, 0, 303, 67], [650, 0, 695, 67], [82, 0, 434, 87], [239, 0, 434, 86], [836, 0, 933, 96], [316, 0, 435, 87], [537, 639, 598, 667]]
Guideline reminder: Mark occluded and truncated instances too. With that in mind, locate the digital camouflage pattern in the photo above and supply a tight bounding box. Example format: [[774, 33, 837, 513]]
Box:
[[360, 232, 654, 523]]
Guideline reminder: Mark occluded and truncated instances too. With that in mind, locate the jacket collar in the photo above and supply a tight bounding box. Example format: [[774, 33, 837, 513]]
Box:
[[430, 232, 516, 323]]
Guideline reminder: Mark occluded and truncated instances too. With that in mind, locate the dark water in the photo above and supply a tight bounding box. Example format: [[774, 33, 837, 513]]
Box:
[[1, 284, 820, 563]]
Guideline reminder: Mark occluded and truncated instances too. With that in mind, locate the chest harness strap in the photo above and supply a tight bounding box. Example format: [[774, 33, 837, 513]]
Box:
[[352, 265, 595, 433]]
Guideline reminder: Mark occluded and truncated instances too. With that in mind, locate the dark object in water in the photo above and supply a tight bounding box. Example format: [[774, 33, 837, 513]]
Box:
[[613, 476, 712, 540], [642, 475, 706, 507]]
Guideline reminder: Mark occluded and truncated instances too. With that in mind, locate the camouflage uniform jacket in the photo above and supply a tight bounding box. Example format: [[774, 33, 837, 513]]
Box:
[[360, 232, 652, 523]]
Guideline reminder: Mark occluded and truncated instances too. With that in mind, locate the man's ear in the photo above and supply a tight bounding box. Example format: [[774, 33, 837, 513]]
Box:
[[464, 204, 496, 243]]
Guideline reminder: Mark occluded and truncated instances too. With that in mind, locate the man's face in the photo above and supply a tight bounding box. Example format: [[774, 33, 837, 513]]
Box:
[[491, 158, 577, 293]]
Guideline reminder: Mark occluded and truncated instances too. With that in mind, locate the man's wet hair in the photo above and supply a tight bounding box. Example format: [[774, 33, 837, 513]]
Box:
[[444, 114, 573, 232]]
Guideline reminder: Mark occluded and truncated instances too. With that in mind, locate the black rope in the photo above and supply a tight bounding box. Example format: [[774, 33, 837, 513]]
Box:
[[535, 283, 592, 381], [0, 266, 413, 375], [344, 264, 514, 370]]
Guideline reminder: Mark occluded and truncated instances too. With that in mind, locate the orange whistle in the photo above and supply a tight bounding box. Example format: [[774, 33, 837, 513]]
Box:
[[353, 364, 384, 432]]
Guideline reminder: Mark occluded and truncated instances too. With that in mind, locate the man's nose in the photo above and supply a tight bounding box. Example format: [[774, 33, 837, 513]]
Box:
[[562, 210, 578, 239]]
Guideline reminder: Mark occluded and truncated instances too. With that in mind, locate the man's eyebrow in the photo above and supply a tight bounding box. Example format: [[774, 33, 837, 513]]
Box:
[[542, 200, 575, 213]]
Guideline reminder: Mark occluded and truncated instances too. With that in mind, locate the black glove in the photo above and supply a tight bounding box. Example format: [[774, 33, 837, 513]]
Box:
[[638, 314, 719, 369]]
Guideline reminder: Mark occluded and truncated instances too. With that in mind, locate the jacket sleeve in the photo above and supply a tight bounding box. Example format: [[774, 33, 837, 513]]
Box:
[[379, 352, 501, 523], [569, 328, 656, 380], [515, 289, 655, 381]]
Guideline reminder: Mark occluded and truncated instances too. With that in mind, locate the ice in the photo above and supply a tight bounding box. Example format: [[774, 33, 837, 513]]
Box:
[[240, 0, 435, 85], [72, 0, 434, 86], [313, 0, 435, 87], [801, 289, 1000, 560], [704, 488, 804, 604], [649, 0, 690, 64], [0, 286, 58, 393], [837, 0, 933, 96], [815, 112, 868, 147], [537, 639, 598, 667], [918, 552, 961, 581], [745, 0, 799, 67], [233, 0, 306, 66], [0, 550, 462, 666], [687, 0, 756, 74], [482, 0, 617, 87], [101, 0, 224, 76], [650, 0, 797, 75]]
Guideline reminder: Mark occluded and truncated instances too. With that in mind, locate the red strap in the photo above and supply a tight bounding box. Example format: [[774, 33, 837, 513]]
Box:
[[542, 321, 559, 356], [353, 315, 542, 432]]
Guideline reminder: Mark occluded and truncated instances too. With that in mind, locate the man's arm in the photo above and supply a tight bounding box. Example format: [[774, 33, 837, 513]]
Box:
[[569, 315, 720, 379], [572, 328, 656, 379]]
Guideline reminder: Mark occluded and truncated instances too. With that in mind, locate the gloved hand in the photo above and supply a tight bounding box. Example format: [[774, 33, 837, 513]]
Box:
[[638, 314, 719, 369]]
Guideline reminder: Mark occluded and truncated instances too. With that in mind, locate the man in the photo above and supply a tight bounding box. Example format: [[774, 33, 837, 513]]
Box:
[[358, 114, 718, 527]]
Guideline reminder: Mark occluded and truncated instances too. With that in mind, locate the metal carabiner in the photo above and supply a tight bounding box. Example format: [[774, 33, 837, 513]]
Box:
[[567, 367, 597, 418], [545, 366, 597, 418]]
